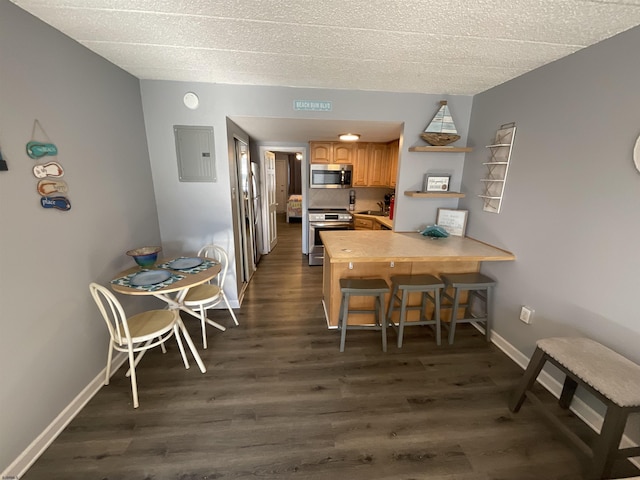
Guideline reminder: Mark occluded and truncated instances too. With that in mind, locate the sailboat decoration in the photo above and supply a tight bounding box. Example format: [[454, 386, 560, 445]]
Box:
[[420, 100, 461, 146]]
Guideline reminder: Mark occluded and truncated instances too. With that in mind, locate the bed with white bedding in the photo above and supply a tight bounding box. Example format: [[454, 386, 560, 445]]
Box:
[[286, 194, 302, 222]]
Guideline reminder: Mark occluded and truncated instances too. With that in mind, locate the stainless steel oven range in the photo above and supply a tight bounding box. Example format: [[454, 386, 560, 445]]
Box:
[[308, 208, 353, 266]]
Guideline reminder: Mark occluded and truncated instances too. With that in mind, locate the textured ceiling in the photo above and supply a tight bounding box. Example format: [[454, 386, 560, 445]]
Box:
[[11, 0, 640, 96]]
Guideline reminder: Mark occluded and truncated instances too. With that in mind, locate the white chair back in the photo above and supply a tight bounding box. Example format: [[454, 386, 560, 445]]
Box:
[[184, 244, 239, 347], [197, 244, 229, 288], [89, 282, 131, 347]]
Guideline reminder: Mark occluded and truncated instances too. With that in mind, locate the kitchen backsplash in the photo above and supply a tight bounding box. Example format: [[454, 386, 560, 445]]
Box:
[[308, 187, 393, 211]]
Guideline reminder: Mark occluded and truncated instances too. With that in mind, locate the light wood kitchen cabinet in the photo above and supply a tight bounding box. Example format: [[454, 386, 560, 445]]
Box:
[[354, 217, 375, 230], [352, 142, 393, 187], [310, 141, 355, 164], [354, 213, 392, 230], [387, 139, 399, 188], [310, 142, 333, 164], [315, 140, 398, 185], [367, 143, 388, 187], [352, 143, 369, 186], [333, 143, 355, 164]]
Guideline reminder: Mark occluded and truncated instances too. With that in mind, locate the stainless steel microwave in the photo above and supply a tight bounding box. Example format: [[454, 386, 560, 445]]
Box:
[[310, 164, 353, 189]]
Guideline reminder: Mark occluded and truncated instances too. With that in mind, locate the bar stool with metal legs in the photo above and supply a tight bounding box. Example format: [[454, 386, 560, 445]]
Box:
[[440, 272, 496, 344], [338, 278, 390, 352], [386, 274, 445, 347]]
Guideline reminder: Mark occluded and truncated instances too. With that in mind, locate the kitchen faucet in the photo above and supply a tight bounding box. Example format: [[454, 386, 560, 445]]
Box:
[[377, 201, 386, 212]]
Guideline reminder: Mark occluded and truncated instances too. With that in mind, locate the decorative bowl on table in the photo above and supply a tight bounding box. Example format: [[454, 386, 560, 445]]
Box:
[[126, 246, 161, 267]]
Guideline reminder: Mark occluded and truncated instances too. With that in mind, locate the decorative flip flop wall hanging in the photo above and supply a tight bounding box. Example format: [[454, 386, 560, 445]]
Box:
[[40, 196, 71, 211], [37, 179, 68, 196], [27, 120, 58, 158], [26, 141, 58, 159], [33, 161, 64, 178], [28, 119, 71, 212]]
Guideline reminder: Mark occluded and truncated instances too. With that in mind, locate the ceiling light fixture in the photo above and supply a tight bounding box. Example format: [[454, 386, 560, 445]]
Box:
[[295, 152, 303, 160], [339, 133, 360, 142]]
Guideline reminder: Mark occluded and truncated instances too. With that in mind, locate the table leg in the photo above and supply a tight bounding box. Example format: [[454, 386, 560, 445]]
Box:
[[176, 317, 207, 373], [151, 291, 210, 373], [153, 292, 180, 309], [179, 305, 227, 332], [172, 324, 190, 370], [159, 292, 227, 332]]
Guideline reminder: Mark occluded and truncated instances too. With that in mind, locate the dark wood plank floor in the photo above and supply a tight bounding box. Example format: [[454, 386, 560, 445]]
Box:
[[23, 215, 639, 479]]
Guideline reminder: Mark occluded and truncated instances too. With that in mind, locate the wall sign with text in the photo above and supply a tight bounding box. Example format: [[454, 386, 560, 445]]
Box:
[[436, 208, 468, 237], [293, 100, 332, 112], [423, 174, 450, 192]]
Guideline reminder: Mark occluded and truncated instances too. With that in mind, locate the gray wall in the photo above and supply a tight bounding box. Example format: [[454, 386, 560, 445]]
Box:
[[461, 26, 640, 427], [0, 2, 161, 472]]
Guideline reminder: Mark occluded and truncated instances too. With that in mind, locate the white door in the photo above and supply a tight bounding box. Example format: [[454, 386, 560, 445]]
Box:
[[265, 151, 278, 252], [275, 158, 288, 214]]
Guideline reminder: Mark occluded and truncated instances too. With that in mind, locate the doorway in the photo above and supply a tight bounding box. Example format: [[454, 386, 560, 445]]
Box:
[[274, 151, 302, 214], [258, 146, 308, 256]]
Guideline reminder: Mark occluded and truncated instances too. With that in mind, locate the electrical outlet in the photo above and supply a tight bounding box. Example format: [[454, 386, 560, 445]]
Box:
[[520, 306, 534, 324]]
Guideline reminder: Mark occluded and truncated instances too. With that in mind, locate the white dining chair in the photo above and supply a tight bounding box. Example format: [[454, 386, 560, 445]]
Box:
[[89, 282, 189, 408], [183, 244, 239, 348]]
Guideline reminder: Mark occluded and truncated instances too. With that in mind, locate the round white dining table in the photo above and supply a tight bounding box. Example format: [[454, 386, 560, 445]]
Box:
[[110, 257, 223, 373]]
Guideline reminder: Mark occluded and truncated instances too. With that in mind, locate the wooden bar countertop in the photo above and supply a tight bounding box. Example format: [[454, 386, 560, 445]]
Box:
[[321, 230, 515, 263], [319, 231, 514, 327]]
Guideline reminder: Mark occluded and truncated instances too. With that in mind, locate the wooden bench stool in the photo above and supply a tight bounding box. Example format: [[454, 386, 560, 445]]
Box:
[[338, 278, 390, 353], [509, 337, 640, 479]]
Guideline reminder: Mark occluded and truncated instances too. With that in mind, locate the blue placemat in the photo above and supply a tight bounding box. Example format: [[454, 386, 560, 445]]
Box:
[[110, 269, 185, 291], [156, 258, 218, 274]]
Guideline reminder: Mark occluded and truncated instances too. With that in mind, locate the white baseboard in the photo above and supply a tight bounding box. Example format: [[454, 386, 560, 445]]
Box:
[[1, 353, 126, 479]]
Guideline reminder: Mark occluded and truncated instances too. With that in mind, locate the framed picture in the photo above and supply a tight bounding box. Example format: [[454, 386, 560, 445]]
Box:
[[423, 174, 450, 192], [436, 208, 468, 237]]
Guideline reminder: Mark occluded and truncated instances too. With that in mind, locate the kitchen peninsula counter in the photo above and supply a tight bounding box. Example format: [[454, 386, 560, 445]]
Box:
[[319, 230, 515, 327]]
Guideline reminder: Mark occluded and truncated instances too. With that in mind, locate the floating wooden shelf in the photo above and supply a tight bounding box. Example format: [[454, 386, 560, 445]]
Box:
[[404, 191, 465, 198], [408, 146, 472, 153]]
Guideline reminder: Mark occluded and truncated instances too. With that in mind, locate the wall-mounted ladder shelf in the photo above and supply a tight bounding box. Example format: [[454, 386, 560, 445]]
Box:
[[479, 123, 516, 213]]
